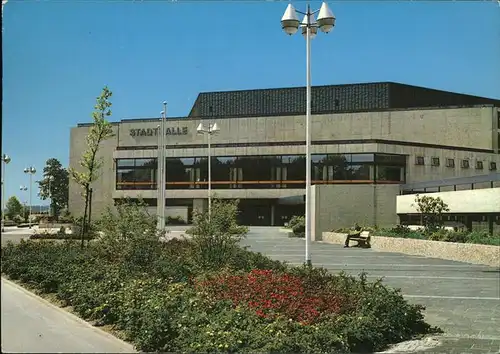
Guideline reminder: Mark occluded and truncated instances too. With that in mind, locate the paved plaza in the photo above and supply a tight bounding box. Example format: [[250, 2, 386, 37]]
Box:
[[1, 226, 34, 246], [241, 227, 500, 354]]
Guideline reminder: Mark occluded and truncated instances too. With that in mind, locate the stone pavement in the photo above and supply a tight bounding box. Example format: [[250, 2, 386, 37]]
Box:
[[1, 277, 135, 353], [241, 227, 500, 354]]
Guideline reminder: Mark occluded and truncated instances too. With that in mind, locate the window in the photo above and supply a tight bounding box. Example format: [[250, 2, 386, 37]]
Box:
[[475, 160, 483, 170], [350, 154, 374, 163], [349, 165, 371, 180], [116, 158, 157, 190], [490, 162, 498, 171], [281, 155, 306, 189], [166, 158, 198, 189], [415, 156, 425, 165], [431, 157, 440, 167], [376, 166, 404, 182], [461, 159, 470, 169], [375, 154, 406, 165], [117, 153, 407, 190], [446, 158, 455, 168]]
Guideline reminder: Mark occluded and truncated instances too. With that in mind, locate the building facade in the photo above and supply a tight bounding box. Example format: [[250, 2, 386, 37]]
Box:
[[68, 82, 500, 228]]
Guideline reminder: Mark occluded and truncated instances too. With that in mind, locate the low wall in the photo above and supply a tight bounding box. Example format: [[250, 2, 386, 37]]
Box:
[[38, 223, 73, 229], [321, 232, 500, 267]]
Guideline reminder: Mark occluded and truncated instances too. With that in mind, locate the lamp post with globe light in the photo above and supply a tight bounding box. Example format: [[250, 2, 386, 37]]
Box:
[[20, 185, 28, 223], [1, 154, 11, 231], [280, 2, 335, 266], [196, 122, 220, 219], [157, 102, 167, 232], [23, 166, 36, 228]]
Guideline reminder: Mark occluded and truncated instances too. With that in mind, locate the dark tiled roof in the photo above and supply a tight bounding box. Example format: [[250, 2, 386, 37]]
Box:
[[188, 82, 500, 119]]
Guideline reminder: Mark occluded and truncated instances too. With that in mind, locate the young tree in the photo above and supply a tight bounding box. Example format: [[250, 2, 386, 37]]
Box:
[[186, 198, 248, 269], [69, 86, 114, 248], [412, 194, 450, 233], [5, 196, 23, 220], [37, 158, 69, 219]]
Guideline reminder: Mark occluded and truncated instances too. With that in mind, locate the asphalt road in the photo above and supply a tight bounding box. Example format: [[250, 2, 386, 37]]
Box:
[[241, 227, 500, 354]]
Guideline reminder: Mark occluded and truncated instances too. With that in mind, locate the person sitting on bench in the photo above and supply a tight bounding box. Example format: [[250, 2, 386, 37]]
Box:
[[344, 223, 362, 248]]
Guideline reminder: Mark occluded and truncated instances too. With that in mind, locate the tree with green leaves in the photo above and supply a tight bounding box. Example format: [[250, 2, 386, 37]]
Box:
[[37, 158, 69, 219], [69, 86, 114, 248], [186, 198, 248, 269], [412, 194, 450, 233], [5, 196, 23, 220]]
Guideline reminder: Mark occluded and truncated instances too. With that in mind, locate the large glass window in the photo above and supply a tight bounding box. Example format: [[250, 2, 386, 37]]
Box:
[[377, 166, 404, 182], [282, 155, 306, 189], [166, 158, 197, 189], [212, 157, 236, 189], [116, 158, 157, 190], [349, 165, 372, 180], [117, 153, 406, 190], [375, 154, 406, 183]]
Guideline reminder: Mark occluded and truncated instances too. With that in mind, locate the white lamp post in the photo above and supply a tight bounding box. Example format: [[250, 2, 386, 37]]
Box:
[[157, 102, 167, 231], [23, 166, 36, 229], [20, 185, 28, 224], [281, 2, 335, 266], [196, 122, 220, 218], [1, 154, 11, 231]]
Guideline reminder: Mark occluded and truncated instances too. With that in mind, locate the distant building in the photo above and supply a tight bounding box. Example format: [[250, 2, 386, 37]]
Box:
[[68, 82, 500, 234]]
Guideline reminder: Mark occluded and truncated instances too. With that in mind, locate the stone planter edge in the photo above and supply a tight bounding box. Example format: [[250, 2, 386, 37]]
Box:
[[321, 232, 500, 267]]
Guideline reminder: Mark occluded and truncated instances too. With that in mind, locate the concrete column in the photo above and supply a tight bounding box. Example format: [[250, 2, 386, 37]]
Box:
[[465, 215, 473, 232], [488, 214, 494, 236], [311, 185, 320, 241], [271, 205, 275, 226]]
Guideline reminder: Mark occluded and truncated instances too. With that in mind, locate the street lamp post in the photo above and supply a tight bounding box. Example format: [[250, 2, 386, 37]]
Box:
[[157, 102, 167, 231], [20, 185, 28, 223], [196, 122, 220, 218], [1, 154, 11, 231], [23, 166, 36, 229], [280, 2, 335, 267]]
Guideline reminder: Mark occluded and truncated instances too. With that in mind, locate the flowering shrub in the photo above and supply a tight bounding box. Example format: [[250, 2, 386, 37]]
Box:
[[196, 269, 344, 325]]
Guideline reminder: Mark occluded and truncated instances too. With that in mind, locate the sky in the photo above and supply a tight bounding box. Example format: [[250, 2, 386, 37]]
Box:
[[2, 0, 500, 206]]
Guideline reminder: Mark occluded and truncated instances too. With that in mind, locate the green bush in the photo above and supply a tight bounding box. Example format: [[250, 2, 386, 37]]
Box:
[[2, 219, 17, 227], [166, 215, 185, 225], [288, 215, 305, 237], [29, 233, 94, 241], [0, 199, 440, 353], [13, 215, 24, 224], [378, 226, 425, 240], [94, 198, 160, 267], [375, 227, 499, 246], [17, 222, 39, 228], [464, 231, 500, 246], [186, 199, 249, 269]]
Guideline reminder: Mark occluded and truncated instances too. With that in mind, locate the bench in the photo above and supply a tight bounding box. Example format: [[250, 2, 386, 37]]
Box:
[[348, 231, 371, 248]]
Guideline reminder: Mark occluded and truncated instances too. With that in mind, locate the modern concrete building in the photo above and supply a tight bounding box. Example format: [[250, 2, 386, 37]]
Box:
[[396, 174, 500, 235], [68, 82, 500, 230]]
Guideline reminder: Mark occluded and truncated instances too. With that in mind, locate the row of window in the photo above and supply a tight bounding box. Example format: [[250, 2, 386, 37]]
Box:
[[414, 156, 497, 171], [115, 153, 406, 190]]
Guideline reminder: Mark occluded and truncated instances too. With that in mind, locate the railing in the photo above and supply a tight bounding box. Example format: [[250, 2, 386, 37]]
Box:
[[115, 179, 401, 190]]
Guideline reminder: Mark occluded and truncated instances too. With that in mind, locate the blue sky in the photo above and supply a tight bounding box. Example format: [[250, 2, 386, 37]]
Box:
[[2, 0, 500, 206]]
